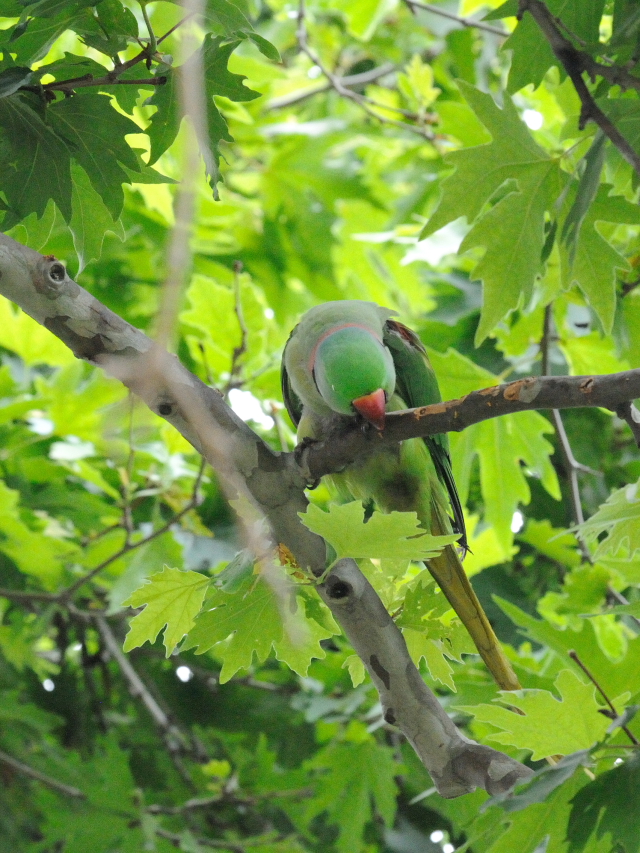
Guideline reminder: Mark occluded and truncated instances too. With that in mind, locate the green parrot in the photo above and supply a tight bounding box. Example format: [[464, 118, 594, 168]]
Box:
[[281, 300, 520, 692]]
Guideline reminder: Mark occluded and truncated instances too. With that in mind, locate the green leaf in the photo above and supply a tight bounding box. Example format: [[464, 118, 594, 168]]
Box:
[[561, 186, 640, 333], [35, 361, 126, 439], [305, 738, 397, 852], [482, 772, 592, 853], [123, 566, 210, 657], [246, 32, 280, 62], [69, 161, 122, 273], [0, 66, 32, 98], [421, 82, 562, 343], [108, 531, 184, 614], [48, 93, 140, 218], [496, 597, 640, 700], [72, 0, 139, 58], [430, 349, 559, 548], [503, 14, 555, 93], [517, 519, 581, 569], [577, 478, 640, 559], [274, 589, 340, 676], [568, 754, 640, 853], [183, 575, 285, 682], [457, 669, 611, 760], [3, 10, 83, 64], [20, 0, 98, 18], [561, 131, 606, 254], [485, 749, 592, 813], [0, 93, 72, 223], [146, 35, 258, 194], [299, 502, 457, 562], [332, 0, 398, 41], [0, 481, 79, 586], [0, 299, 74, 366], [537, 563, 610, 628]]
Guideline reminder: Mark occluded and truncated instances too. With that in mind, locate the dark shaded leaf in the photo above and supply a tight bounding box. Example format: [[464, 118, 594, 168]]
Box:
[[0, 93, 72, 223], [0, 66, 32, 98], [48, 93, 140, 218], [483, 750, 592, 813], [568, 753, 640, 853]]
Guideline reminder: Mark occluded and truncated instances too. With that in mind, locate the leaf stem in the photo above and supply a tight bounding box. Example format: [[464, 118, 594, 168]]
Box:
[[568, 649, 639, 745]]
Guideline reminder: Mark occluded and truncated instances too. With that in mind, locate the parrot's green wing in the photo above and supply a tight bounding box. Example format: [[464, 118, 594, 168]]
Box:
[[383, 319, 468, 553]]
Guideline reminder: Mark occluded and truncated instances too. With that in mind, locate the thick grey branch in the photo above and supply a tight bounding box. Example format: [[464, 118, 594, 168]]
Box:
[[0, 233, 532, 798], [319, 561, 532, 796], [301, 371, 640, 482]]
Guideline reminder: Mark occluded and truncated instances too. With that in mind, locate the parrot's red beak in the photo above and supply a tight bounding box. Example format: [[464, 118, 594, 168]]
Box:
[[352, 389, 386, 430]]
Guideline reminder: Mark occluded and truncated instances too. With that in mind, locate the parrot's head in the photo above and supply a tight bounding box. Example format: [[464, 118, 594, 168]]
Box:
[[311, 325, 396, 429]]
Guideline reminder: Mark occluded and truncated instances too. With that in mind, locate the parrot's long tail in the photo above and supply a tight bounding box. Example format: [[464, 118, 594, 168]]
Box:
[[428, 503, 521, 691], [426, 545, 521, 691]]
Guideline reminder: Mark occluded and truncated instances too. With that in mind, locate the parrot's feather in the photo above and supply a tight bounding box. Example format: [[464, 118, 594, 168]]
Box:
[[383, 318, 467, 553], [281, 301, 520, 692]]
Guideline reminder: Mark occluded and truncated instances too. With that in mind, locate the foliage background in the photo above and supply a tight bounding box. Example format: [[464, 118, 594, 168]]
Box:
[[1, 0, 640, 850]]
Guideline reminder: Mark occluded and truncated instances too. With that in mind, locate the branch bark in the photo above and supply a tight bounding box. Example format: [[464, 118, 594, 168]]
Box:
[[299, 371, 640, 483], [0, 232, 540, 798], [518, 0, 640, 177]]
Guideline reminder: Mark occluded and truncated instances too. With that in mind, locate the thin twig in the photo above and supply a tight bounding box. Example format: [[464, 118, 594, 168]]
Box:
[[225, 261, 249, 396], [403, 0, 507, 36], [540, 306, 594, 561], [95, 615, 197, 788], [568, 650, 640, 745], [30, 15, 191, 96], [122, 394, 137, 543], [153, 826, 286, 851], [61, 459, 205, 599], [296, 0, 434, 139], [267, 63, 397, 110], [146, 786, 312, 814], [540, 311, 640, 630], [518, 0, 640, 177], [154, 826, 244, 851], [0, 588, 59, 602], [0, 749, 85, 799]]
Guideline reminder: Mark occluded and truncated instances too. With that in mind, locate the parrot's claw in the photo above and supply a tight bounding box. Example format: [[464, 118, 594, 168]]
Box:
[[294, 436, 321, 488]]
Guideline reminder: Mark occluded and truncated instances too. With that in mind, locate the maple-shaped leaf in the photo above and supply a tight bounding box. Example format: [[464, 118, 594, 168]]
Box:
[[561, 185, 640, 334], [299, 502, 456, 562], [577, 478, 640, 559], [568, 754, 640, 853], [183, 576, 335, 682], [123, 567, 210, 657], [48, 92, 141, 218], [146, 35, 259, 195], [305, 738, 397, 853], [429, 348, 559, 549], [456, 668, 611, 760], [422, 81, 563, 343]]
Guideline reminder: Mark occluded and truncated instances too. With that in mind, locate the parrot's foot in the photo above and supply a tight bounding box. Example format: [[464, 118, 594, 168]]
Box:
[[294, 436, 321, 489]]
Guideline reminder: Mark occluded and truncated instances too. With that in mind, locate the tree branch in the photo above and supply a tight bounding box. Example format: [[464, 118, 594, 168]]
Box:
[[267, 63, 397, 110], [403, 0, 507, 36], [0, 748, 85, 799], [296, 0, 435, 138], [518, 0, 640, 177], [299, 370, 640, 483], [0, 232, 537, 798]]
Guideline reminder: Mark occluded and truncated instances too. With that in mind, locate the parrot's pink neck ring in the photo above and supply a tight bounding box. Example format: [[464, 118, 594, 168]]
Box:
[[307, 322, 381, 372]]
